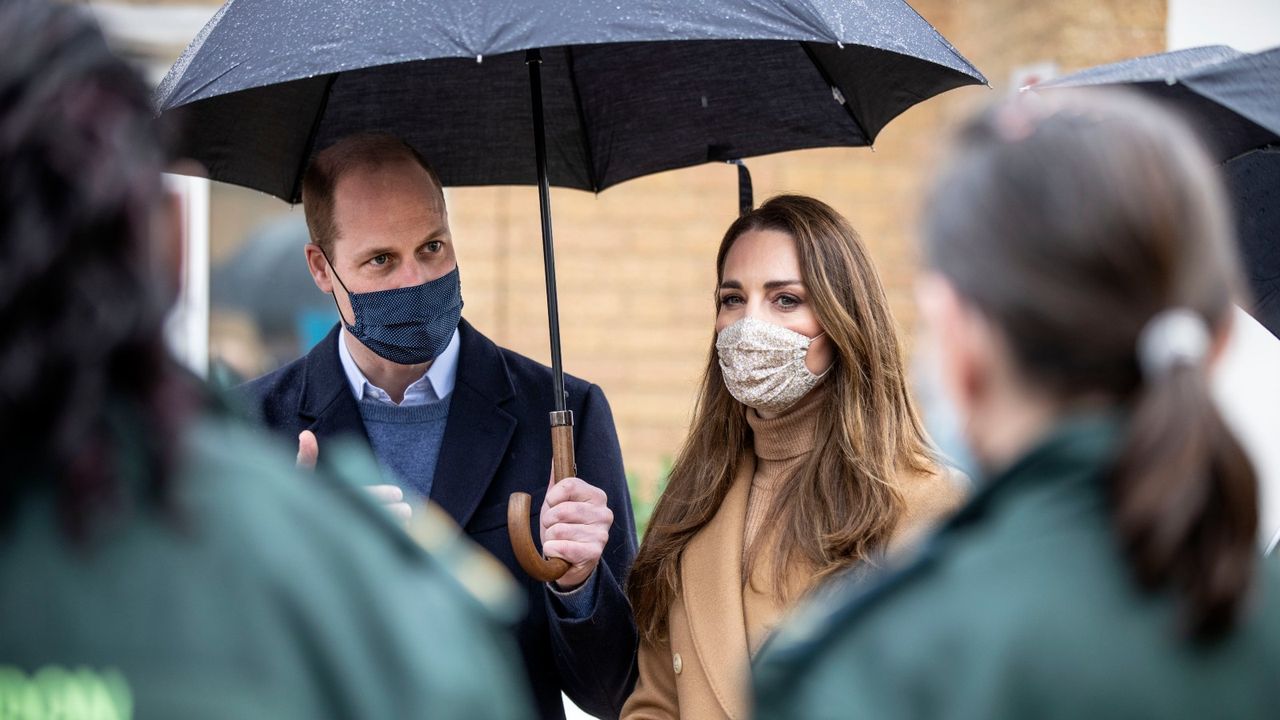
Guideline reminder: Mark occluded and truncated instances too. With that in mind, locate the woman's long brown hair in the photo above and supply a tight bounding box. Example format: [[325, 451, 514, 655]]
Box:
[[923, 91, 1258, 641], [626, 194, 935, 643]]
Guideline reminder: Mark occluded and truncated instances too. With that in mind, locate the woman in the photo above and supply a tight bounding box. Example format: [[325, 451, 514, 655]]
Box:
[[0, 3, 527, 717], [623, 194, 964, 719], [755, 92, 1280, 719]]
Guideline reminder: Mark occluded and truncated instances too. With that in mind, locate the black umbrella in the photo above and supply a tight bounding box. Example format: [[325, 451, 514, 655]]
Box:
[[158, 0, 985, 581], [1035, 46, 1280, 338]]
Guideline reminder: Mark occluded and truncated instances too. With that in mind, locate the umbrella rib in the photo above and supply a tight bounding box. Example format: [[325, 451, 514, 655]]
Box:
[[1223, 141, 1280, 165], [564, 46, 600, 193], [289, 73, 339, 204], [800, 43, 873, 145]]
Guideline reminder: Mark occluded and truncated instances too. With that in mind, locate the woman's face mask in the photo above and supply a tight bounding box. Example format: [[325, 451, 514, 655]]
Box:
[[714, 228, 834, 413], [716, 317, 829, 414]]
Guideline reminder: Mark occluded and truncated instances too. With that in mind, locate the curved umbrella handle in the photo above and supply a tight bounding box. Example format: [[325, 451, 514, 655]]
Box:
[[508, 411, 575, 582]]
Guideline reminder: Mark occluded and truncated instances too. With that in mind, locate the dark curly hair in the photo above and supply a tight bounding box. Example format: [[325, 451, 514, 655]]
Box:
[[0, 0, 195, 539]]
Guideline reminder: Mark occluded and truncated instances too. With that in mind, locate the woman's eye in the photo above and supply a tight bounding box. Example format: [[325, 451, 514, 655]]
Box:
[[719, 295, 744, 306], [776, 294, 800, 308]]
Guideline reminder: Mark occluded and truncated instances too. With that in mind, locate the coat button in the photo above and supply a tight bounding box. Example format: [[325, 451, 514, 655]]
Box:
[[672, 653, 683, 675]]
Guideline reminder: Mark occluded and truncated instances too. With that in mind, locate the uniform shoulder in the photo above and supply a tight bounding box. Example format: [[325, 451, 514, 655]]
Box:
[[767, 508, 1072, 672]]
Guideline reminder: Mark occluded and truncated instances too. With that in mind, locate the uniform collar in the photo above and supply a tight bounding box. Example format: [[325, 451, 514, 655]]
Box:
[[947, 410, 1125, 529]]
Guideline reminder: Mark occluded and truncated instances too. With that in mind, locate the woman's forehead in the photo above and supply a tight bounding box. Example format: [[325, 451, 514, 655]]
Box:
[[722, 228, 800, 283]]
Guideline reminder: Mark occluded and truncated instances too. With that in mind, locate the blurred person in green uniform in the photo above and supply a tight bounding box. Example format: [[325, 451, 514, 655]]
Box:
[[755, 90, 1280, 719], [0, 2, 531, 718]]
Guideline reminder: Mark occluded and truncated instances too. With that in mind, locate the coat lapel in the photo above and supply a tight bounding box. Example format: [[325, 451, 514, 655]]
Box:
[[429, 320, 517, 529], [299, 325, 369, 444], [681, 453, 754, 720]]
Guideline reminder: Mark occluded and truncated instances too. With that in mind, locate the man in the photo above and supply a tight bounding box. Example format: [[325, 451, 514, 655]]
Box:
[[0, 3, 529, 718], [242, 133, 638, 719]]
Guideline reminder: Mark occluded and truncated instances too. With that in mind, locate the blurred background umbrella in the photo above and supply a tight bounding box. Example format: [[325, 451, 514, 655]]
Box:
[[208, 215, 334, 385], [157, 0, 985, 580], [211, 215, 328, 340]]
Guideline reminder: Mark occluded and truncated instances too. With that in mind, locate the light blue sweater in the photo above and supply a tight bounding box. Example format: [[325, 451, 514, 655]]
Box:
[[358, 396, 450, 500]]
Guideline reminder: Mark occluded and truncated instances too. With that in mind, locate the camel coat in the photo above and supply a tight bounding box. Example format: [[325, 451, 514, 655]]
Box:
[[621, 455, 964, 720]]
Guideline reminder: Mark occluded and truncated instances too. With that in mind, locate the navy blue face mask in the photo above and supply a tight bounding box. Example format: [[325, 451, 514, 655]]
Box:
[[325, 256, 463, 366]]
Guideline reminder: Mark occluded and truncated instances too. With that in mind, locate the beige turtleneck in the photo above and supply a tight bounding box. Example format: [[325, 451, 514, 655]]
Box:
[[743, 387, 823, 563], [739, 387, 824, 656]]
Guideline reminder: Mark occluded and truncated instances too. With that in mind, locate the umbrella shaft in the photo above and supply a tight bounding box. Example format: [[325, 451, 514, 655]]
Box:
[[528, 49, 567, 413]]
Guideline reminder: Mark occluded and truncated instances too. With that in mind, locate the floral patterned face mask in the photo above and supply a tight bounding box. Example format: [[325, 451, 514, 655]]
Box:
[[716, 316, 828, 414]]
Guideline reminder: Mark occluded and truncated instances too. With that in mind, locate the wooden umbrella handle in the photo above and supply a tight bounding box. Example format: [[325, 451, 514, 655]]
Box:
[[508, 412, 575, 582]]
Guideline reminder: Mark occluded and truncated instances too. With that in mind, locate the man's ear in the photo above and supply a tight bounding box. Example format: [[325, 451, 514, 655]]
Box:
[[304, 243, 334, 294]]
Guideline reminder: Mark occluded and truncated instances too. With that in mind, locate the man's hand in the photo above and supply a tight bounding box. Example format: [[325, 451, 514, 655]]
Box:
[[540, 475, 614, 591], [296, 430, 411, 525], [296, 430, 319, 470], [366, 484, 413, 525]]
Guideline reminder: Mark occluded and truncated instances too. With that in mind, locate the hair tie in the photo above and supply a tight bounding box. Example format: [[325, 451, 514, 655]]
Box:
[[1137, 308, 1210, 377]]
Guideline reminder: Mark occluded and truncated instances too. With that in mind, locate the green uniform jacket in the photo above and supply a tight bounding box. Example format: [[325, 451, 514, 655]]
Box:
[[0, 407, 533, 720], [756, 415, 1280, 720]]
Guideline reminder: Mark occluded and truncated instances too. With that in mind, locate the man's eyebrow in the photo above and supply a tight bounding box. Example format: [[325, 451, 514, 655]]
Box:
[[363, 246, 397, 258], [420, 228, 449, 244]]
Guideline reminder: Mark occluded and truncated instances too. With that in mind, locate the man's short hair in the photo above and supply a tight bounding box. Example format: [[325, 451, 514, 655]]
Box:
[[301, 133, 443, 256]]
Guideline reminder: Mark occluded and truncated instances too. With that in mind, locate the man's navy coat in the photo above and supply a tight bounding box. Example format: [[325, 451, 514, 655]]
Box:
[[241, 320, 639, 719]]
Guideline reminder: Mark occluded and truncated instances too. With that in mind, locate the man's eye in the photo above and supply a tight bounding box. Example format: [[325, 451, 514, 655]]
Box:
[[370, 254, 390, 266], [426, 241, 444, 253]]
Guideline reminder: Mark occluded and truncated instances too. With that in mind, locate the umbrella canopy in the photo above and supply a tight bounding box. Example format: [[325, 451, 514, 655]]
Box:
[[1035, 45, 1280, 161], [1225, 147, 1280, 337], [1035, 46, 1280, 338], [156, 0, 986, 202]]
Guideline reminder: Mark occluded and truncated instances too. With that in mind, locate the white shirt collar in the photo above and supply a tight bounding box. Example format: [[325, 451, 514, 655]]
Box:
[[337, 326, 460, 407]]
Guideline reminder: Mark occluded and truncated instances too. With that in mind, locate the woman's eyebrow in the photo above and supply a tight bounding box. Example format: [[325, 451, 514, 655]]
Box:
[[763, 279, 803, 289], [719, 280, 744, 290]]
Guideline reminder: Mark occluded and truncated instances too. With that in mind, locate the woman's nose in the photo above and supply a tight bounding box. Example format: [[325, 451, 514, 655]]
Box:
[[744, 298, 769, 320]]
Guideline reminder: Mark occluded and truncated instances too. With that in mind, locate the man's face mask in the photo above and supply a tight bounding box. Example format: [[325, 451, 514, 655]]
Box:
[[716, 316, 829, 414], [325, 254, 463, 366]]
